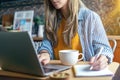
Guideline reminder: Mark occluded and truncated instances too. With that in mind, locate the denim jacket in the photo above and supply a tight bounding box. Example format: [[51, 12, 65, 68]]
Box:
[[38, 7, 113, 63]]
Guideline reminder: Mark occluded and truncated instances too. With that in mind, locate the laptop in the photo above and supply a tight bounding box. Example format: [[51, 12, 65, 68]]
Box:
[[0, 32, 71, 77]]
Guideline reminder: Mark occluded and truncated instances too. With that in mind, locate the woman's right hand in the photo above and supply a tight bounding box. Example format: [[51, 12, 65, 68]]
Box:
[[38, 51, 50, 65]]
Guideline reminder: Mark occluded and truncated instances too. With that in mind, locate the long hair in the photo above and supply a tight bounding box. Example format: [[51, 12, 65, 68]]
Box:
[[44, 0, 85, 47]]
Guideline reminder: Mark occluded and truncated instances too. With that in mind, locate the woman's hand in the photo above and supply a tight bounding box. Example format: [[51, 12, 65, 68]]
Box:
[[89, 55, 108, 70], [38, 51, 50, 65]]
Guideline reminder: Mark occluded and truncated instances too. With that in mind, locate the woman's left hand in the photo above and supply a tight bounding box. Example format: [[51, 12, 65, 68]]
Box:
[[89, 55, 108, 70]]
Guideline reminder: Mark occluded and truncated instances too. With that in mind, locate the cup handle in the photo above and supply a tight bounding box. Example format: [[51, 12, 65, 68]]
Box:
[[78, 53, 83, 61]]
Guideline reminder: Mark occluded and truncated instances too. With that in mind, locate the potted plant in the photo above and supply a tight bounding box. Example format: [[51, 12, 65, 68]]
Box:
[[33, 15, 45, 37]]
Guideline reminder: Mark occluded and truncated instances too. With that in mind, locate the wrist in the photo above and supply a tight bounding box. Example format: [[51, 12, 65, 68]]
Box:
[[39, 50, 48, 54], [39, 50, 50, 57]]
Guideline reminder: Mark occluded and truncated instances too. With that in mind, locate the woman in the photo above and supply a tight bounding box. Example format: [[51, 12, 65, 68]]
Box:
[[38, 0, 113, 70]]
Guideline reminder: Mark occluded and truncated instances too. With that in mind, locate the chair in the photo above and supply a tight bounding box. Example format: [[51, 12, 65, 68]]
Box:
[[108, 38, 117, 53]]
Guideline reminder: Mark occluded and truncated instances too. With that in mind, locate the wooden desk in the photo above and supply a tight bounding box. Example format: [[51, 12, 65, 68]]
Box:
[[0, 60, 119, 80]]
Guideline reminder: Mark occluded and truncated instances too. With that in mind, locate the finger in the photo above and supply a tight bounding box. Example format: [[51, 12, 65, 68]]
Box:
[[92, 55, 108, 70], [38, 54, 44, 62], [98, 55, 108, 70], [38, 55, 49, 65], [89, 56, 96, 64], [96, 55, 108, 66], [92, 62, 108, 70], [42, 59, 50, 65], [92, 55, 106, 66], [38, 53, 50, 61]]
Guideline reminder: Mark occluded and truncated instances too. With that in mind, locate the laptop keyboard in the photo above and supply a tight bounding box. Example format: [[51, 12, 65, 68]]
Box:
[[43, 64, 71, 73], [43, 67, 58, 73]]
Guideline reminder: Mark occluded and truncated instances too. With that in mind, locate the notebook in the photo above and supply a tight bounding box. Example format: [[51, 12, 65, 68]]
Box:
[[0, 32, 71, 77], [73, 64, 113, 77]]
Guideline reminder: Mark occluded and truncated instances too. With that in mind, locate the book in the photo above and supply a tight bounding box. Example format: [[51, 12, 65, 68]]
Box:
[[73, 64, 113, 77]]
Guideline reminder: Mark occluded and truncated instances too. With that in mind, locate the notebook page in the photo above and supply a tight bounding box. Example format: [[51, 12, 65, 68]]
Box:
[[73, 64, 113, 77]]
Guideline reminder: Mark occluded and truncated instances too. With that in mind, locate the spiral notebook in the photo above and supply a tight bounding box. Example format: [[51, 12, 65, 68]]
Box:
[[73, 64, 113, 77]]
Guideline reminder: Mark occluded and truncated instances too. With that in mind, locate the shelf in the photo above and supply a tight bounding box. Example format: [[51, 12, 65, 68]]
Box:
[[0, 0, 44, 9], [33, 37, 42, 41]]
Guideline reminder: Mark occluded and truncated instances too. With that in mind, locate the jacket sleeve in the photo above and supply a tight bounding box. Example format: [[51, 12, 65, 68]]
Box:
[[37, 39, 54, 60], [37, 31, 54, 60], [92, 12, 114, 63]]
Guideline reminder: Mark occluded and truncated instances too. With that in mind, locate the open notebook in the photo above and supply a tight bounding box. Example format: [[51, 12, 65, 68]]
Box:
[[73, 64, 113, 77]]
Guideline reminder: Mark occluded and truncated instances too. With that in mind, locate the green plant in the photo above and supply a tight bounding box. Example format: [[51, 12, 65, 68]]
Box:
[[34, 15, 45, 25]]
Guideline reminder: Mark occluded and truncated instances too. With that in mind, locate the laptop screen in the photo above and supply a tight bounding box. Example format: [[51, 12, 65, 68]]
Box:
[[0, 32, 44, 76]]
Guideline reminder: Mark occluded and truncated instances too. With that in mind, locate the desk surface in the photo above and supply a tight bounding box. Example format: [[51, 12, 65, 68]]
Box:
[[0, 60, 119, 80]]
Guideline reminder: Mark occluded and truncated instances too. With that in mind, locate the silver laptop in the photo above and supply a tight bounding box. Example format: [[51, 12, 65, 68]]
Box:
[[0, 32, 71, 77]]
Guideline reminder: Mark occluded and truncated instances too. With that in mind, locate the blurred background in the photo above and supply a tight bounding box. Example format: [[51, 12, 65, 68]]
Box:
[[0, 0, 120, 35]]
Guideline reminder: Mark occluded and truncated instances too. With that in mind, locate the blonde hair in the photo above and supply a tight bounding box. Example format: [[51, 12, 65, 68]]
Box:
[[44, 0, 85, 47]]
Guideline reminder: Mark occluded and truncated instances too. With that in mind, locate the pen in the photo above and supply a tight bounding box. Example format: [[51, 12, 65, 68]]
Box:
[[90, 47, 104, 70]]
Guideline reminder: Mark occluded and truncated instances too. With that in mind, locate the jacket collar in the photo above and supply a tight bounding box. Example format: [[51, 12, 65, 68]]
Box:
[[78, 7, 87, 21]]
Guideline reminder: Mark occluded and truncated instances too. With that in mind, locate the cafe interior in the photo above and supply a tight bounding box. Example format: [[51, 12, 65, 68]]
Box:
[[0, 0, 120, 80]]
